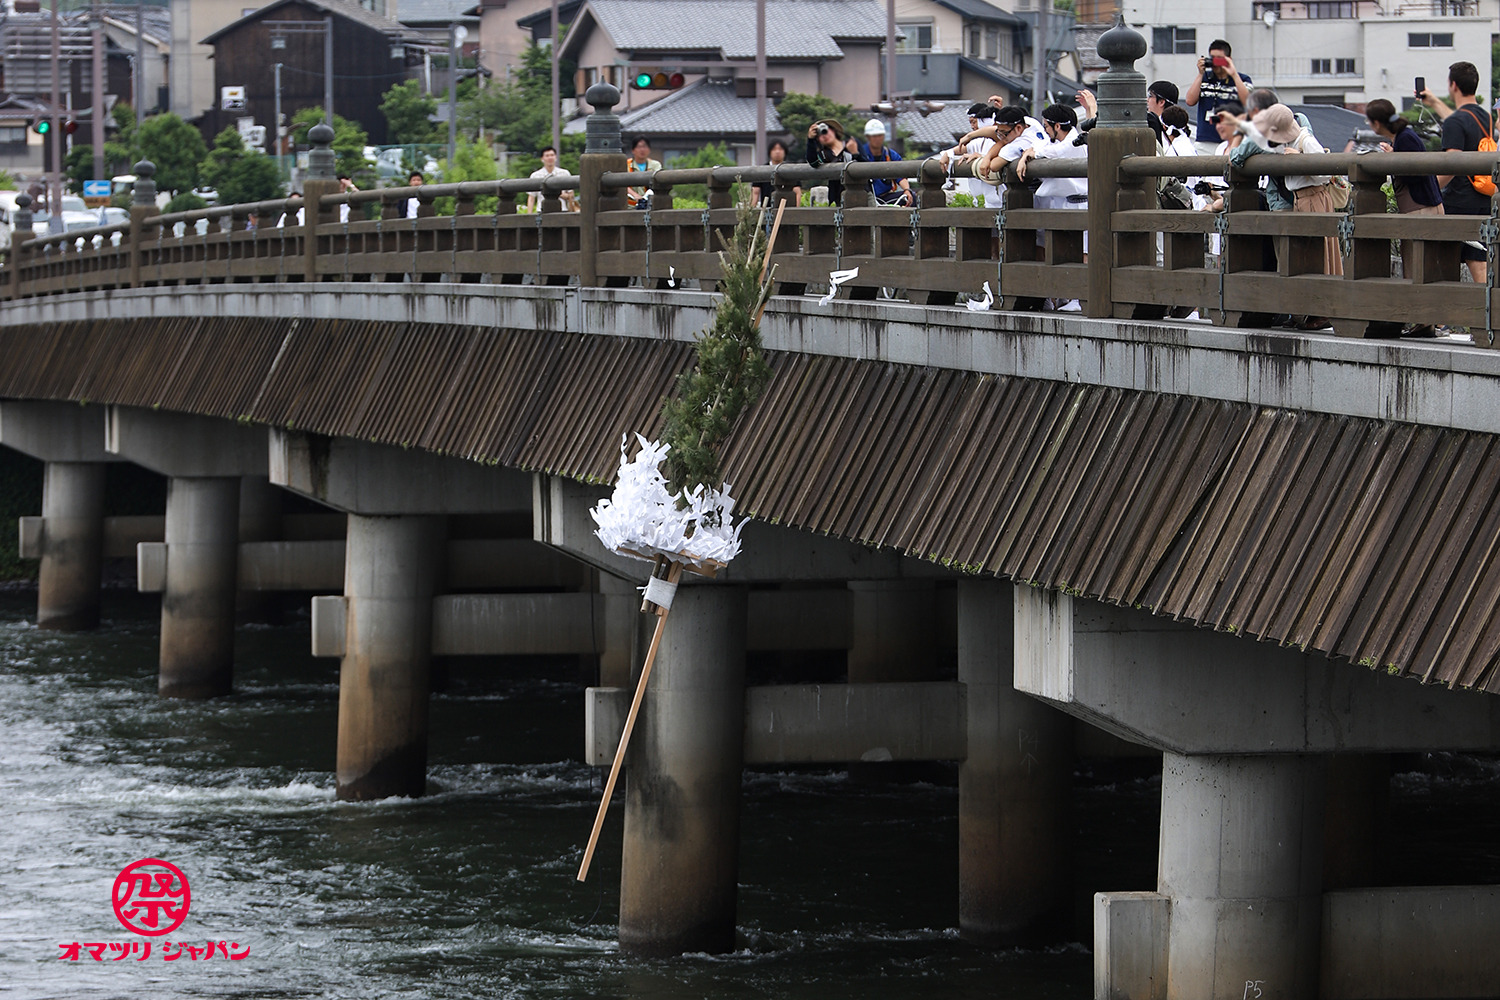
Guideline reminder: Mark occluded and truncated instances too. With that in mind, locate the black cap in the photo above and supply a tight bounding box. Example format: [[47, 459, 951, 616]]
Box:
[[1042, 104, 1077, 127], [1147, 80, 1179, 105], [993, 105, 1027, 125], [966, 102, 991, 117]]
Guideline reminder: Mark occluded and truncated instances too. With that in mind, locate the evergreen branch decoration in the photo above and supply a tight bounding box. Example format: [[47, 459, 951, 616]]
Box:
[[661, 201, 775, 497]]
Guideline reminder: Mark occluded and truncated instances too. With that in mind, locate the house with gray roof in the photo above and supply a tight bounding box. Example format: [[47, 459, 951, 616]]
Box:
[[894, 0, 1080, 106], [560, 0, 892, 127]]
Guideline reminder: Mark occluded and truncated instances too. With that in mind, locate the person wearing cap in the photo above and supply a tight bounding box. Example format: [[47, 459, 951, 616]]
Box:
[[1147, 80, 1179, 118], [807, 118, 859, 205], [858, 119, 913, 207], [966, 106, 1048, 186], [1222, 103, 1342, 326]]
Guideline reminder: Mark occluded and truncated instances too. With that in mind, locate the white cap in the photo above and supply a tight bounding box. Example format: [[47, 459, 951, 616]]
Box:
[[863, 118, 887, 136]]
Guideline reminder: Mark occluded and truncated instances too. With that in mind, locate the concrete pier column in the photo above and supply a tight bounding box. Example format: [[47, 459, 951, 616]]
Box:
[[620, 584, 747, 957], [957, 578, 1073, 945], [336, 514, 446, 801], [1322, 753, 1389, 890], [847, 580, 936, 682], [159, 476, 241, 698], [236, 475, 283, 624], [1159, 753, 1326, 1000], [37, 461, 106, 629]]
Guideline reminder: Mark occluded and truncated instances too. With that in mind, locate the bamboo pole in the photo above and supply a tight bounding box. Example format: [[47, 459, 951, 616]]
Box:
[[576, 558, 685, 882]]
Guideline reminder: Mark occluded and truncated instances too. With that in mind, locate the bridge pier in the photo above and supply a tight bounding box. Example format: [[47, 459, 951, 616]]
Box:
[[847, 580, 935, 682], [159, 476, 241, 698], [37, 461, 107, 630], [236, 476, 284, 625], [1159, 753, 1326, 999], [957, 579, 1072, 945], [0, 401, 120, 630], [619, 583, 747, 957], [337, 513, 446, 800], [105, 406, 267, 698]]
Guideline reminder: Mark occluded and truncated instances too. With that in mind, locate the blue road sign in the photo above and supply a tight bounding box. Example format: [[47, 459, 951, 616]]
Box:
[[83, 180, 110, 198]]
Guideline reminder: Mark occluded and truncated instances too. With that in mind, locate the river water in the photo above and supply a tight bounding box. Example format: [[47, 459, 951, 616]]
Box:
[[1, 591, 1495, 999]]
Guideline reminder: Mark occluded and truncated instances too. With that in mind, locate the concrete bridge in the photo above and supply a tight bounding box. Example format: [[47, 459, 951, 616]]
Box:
[[4, 24, 1500, 1000]]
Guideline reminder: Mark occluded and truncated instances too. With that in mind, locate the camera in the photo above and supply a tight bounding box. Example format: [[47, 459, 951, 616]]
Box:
[[1352, 128, 1383, 154], [1192, 180, 1219, 196], [815, 123, 830, 135]]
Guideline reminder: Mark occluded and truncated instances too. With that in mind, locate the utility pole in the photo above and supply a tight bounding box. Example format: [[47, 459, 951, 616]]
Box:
[[323, 14, 334, 124], [1032, 1, 1047, 120], [550, 0, 560, 152], [274, 62, 283, 178], [884, 0, 896, 150], [755, 0, 765, 165], [49, 0, 61, 230], [91, 0, 104, 188], [135, 0, 144, 125], [448, 24, 460, 165]]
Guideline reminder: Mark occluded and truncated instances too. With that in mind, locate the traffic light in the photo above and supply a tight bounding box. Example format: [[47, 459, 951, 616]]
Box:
[[63, 119, 77, 135], [631, 70, 686, 91], [30, 117, 49, 136]]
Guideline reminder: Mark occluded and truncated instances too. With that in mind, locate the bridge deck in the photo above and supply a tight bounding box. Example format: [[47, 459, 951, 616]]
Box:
[[2, 285, 1498, 693]]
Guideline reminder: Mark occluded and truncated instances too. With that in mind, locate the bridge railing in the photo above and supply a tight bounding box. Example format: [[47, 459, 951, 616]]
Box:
[[4, 61, 1500, 345]]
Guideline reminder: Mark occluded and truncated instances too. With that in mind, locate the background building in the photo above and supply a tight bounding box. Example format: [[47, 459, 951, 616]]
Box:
[[1122, 0, 1497, 111]]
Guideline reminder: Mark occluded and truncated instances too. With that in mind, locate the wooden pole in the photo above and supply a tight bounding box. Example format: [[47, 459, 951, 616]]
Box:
[[577, 559, 684, 882]]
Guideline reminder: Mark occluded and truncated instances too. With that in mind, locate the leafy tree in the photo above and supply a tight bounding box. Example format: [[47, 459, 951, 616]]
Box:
[[1493, 39, 1499, 102], [435, 135, 499, 214], [131, 113, 207, 196], [459, 39, 575, 154], [199, 128, 283, 206], [380, 79, 438, 144], [64, 144, 94, 194], [664, 143, 736, 203], [290, 108, 372, 183], [163, 191, 207, 214], [773, 92, 854, 145], [104, 102, 137, 176]]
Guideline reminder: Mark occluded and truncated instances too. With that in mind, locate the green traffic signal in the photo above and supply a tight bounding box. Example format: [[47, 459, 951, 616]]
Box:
[[634, 72, 652, 89], [33, 119, 49, 135]]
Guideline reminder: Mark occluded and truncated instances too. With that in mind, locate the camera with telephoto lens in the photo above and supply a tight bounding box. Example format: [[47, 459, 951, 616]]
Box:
[[1352, 129, 1382, 154], [1192, 180, 1218, 196]]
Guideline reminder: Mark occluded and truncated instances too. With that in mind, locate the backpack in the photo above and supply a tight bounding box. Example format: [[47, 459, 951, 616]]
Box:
[[1459, 107, 1497, 197], [1158, 176, 1193, 210]]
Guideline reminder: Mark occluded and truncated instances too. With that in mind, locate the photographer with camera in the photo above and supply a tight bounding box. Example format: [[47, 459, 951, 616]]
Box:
[[1186, 40, 1251, 151], [1418, 61, 1492, 285], [807, 118, 860, 205]]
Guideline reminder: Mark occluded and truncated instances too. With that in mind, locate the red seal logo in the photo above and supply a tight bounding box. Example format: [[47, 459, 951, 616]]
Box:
[[111, 859, 191, 936]]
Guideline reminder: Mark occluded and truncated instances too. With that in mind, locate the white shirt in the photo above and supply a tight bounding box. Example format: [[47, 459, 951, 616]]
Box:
[[963, 135, 995, 202], [406, 196, 420, 220], [529, 165, 572, 182], [991, 118, 1049, 208], [1031, 127, 1088, 201]]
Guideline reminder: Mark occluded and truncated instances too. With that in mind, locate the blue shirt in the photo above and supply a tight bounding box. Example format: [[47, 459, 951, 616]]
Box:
[[859, 143, 902, 197], [1194, 69, 1251, 138]]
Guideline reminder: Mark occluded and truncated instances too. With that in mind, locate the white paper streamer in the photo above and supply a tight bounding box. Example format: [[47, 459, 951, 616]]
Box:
[[642, 575, 678, 609], [966, 281, 994, 312], [591, 434, 747, 572], [667, 266, 677, 288], [818, 267, 860, 306]]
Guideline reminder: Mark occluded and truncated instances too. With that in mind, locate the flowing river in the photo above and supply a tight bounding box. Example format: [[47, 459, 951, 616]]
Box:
[[1, 590, 1494, 999]]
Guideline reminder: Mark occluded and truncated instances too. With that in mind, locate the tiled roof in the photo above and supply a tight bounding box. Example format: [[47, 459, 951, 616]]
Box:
[[934, 0, 1023, 25], [398, 0, 481, 24], [562, 0, 890, 60], [202, 0, 424, 44], [563, 77, 780, 136], [1289, 103, 1367, 152], [898, 103, 975, 149]]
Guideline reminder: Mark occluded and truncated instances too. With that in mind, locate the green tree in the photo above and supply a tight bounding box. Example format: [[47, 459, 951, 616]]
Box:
[[664, 142, 736, 204], [434, 135, 499, 214], [199, 128, 284, 206], [773, 92, 854, 145], [131, 113, 207, 197], [1493, 39, 1499, 102], [459, 39, 574, 154], [163, 191, 207, 214], [290, 108, 372, 183], [380, 79, 438, 144], [104, 103, 137, 176], [64, 144, 94, 194]]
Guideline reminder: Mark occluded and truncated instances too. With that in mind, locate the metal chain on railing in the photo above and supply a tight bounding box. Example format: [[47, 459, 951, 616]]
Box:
[[449, 210, 458, 279], [832, 207, 844, 271], [535, 207, 545, 281], [410, 213, 420, 279], [1482, 170, 1500, 346], [908, 208, 920, 259], [277, 216, 288, 283], [1337, 211, 1355, 262], [993, 209, 1005, 300], [701, 207, 710, 254], [154, 227, 163, 285], [642, 205, 652, 286], [341, 216, 351, 278], [1215, 211, 1230, 319]]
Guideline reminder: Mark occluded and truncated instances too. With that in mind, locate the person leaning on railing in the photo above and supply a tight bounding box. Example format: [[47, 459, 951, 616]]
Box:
[[1222, 103, 1343, 329], [1363, 98, 1445, 336], [1016, 103, 1089, 311], [752, 140, 802, 209], [1418, 60, 1491, 285]]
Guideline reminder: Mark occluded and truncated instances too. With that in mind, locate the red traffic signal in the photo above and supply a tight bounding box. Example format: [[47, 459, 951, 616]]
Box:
[[63, 119, 78, 135]]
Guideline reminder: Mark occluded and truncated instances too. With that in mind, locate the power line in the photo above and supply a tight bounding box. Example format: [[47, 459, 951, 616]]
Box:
[[276, 63, 413, 83]]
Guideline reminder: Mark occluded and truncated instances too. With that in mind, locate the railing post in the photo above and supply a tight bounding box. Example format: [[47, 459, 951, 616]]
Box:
[[1335, 160, 1402, 338], [1085, 20, 1154, 319], [128, 159, 155, 289], [578, 82, 625, 289], [8, 193, 31, 298], [302, 123, 338, 284]]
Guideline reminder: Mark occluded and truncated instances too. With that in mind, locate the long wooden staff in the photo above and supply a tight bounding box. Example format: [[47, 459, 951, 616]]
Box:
[[752, 199, 788, 327], [576, 558, 684, 882]]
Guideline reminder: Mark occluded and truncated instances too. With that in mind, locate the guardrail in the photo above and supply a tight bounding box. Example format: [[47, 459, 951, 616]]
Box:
[[5, 112, 1499, 344]]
